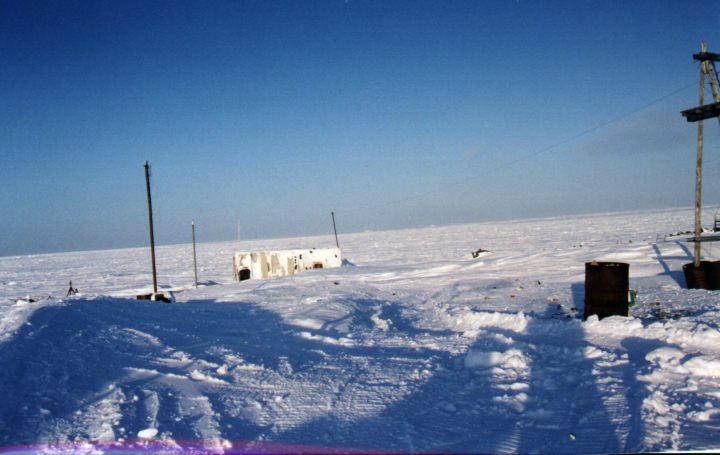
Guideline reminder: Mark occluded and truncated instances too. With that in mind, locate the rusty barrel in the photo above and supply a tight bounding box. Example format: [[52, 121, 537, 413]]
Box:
[[703, 261, 720, 290], [584, 262, 629, 320], [683, 262, 709, 290], [685, 260, 720, 290]]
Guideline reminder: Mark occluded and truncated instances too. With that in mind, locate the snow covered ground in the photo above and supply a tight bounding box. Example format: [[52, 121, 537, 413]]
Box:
[[1, 207, 720, 453]]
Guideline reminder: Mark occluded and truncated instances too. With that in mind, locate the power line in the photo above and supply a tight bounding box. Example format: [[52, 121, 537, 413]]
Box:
[[363, 81, 697, 210]]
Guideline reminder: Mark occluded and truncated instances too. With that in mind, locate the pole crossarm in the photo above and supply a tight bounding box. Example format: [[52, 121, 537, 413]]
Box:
[[693, 51, 720, 62], [681, 100, 720, 122]]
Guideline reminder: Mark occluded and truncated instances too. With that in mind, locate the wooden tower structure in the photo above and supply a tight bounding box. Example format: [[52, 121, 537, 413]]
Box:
[[680, 41, 720, 267]]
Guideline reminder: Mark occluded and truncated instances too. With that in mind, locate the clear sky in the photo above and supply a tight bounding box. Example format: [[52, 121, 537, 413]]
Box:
[[2, 0, 720, 256]]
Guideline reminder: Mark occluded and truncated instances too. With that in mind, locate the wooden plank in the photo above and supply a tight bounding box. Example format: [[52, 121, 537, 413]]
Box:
[[681, 101, 720, 122], [686, 235, 720, 242], [693, 51, 720, 62]]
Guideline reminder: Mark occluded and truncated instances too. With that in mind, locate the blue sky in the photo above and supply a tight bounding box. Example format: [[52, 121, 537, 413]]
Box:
[[2, 0, 720, 256]]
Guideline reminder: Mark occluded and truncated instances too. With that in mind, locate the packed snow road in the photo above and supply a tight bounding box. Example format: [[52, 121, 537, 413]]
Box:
[[1, 207, 719, 453]]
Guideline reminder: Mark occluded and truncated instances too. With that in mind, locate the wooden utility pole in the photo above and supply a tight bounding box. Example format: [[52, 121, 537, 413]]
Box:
[[192, 220, 198, 288], [681, 41, 720, 267], [694, 42, 708, 267], [145, 161, 159, 295], [331, 211, 340, 249]]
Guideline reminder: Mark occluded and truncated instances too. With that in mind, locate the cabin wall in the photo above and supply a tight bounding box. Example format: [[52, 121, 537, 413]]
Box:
[[234, 248, 341, 281]]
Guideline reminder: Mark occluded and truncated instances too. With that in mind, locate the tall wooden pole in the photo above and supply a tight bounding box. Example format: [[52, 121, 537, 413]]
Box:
[[331, 211, 339, 249], [145, 161, 159, 294], [694, 42, 708, 267], [192, 220, 198, 288]]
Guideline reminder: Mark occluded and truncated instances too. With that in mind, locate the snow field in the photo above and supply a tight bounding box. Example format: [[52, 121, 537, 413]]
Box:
[[1, 207, 720, 453]]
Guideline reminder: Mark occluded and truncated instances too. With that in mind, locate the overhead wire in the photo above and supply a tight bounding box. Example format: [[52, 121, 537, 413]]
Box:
[[358, 81, 698, 212]]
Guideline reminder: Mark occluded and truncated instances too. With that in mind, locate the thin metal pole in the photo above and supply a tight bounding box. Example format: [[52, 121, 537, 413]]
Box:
[[192, 220, 198, 288], [331, 211, 339, 249], [694, 42, 707, 267], [144, 161, 159, 294]]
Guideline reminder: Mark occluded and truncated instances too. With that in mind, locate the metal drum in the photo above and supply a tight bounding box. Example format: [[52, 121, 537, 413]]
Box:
[[584, 262, 629, 320], [702, 261, 720, 290], [683, 262, 709, 290]]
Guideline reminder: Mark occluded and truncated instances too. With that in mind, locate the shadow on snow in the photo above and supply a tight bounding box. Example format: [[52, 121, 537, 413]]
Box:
[[0, 296, 446, 448], [651, 242, 692, 288], [0, 292, 693, 453], [277, 302, 635, 453]]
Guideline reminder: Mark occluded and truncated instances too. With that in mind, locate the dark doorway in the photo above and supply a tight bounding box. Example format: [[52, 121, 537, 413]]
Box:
[[239, 269, 251, 281], [313, 263, 323, 269]]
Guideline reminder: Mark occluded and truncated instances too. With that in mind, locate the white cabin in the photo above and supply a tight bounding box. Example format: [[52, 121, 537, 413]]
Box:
[[233, 248, 342, 281]]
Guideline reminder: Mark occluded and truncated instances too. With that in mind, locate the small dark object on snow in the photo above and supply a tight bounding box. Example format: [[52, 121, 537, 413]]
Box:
[[137, 292, 171, 303], [471, 248, 490, 258], [537, 280, 542, 285], [333, 281, 340, 285], [66, 281, 78, 297]]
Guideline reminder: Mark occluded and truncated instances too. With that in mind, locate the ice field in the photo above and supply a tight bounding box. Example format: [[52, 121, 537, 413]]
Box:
[[1, 207, 719, 453]]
